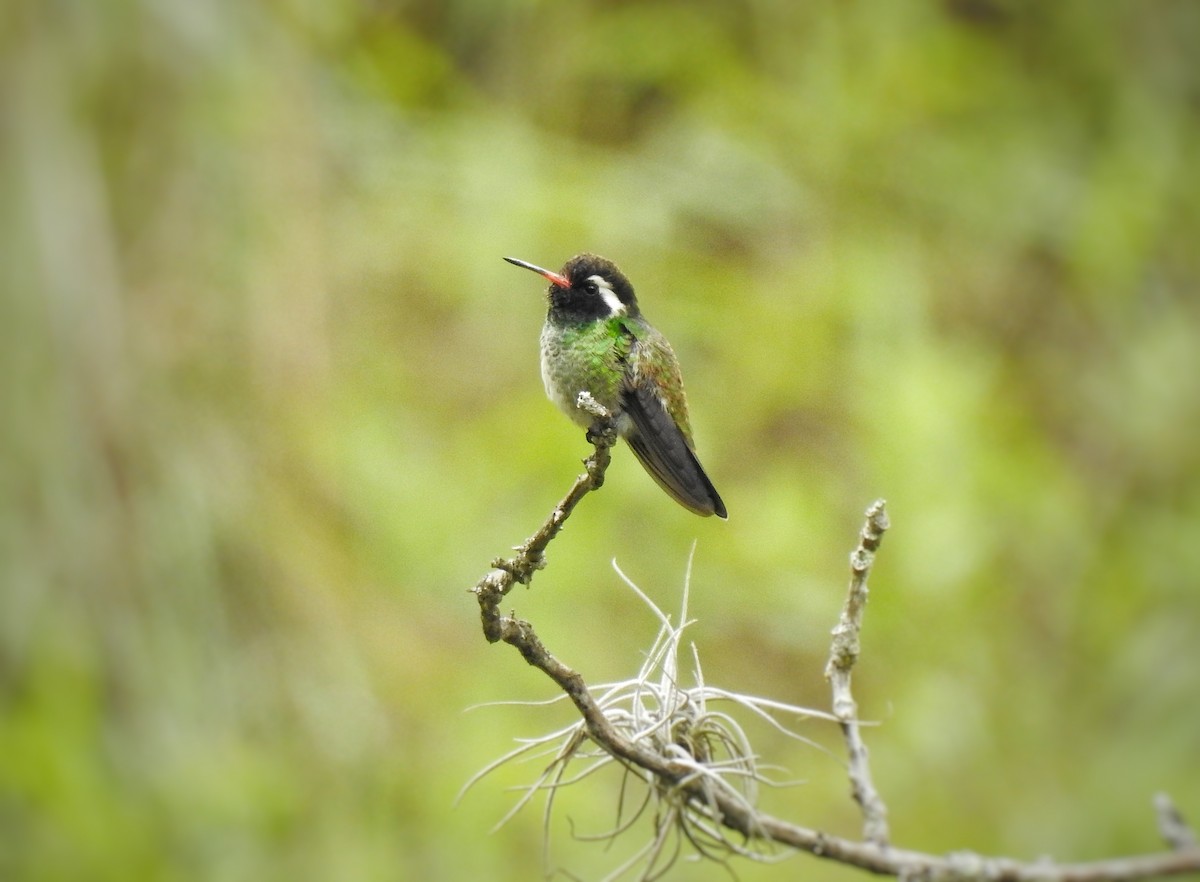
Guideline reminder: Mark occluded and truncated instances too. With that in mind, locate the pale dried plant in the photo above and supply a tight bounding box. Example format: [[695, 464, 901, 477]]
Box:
[[462, 550, 838, 880]]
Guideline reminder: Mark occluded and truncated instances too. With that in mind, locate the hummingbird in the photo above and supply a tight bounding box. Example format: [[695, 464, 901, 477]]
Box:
[[504, 253, 727, 519]]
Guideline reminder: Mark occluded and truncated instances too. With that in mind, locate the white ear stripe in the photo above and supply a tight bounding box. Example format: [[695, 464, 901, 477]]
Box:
[[588, 274, 626, 316]]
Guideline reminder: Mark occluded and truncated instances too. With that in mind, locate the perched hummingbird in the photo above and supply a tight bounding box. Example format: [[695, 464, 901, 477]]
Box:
[[504, 253, 727, 519]]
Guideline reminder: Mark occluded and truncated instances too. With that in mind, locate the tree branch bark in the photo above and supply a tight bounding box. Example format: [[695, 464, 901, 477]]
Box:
[[825, 499, 891, 847], [470, 442, 1200, 880]]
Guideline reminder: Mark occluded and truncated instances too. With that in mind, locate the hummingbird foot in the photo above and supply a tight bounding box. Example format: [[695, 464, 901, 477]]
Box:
[[584, 421, 618, 448], [583, 419, 616, 491], [577, 392, 617, 445], [577, 391, 618, 455]]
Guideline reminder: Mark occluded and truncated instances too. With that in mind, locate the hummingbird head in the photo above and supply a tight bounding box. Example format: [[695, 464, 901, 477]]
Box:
[[504, 253, 640, 324]]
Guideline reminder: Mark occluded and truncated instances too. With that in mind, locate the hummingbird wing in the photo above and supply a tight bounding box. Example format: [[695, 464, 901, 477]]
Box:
[[620, 381, 728, 519]]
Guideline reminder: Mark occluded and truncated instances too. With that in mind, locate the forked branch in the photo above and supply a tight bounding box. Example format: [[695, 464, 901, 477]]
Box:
[[469, 434, 1200, 880]]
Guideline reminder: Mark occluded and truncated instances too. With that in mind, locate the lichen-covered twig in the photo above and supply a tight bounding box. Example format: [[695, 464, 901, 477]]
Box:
[[473, 392, 616, 643], [1157, 792, 1199, 851], [824, 499, 891, 846], [469, 456, 1200, 880]]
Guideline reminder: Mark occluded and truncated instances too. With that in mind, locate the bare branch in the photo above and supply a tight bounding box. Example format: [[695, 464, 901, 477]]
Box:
[[472, 394, 616, 643], [469, 449, 1200, 880], [824, 499, 891, 846]]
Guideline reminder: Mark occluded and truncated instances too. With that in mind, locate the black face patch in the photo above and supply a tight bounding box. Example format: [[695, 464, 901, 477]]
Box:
[[543, 254, 642, 325], [548, 283, 616, 323], [560, 254, 639, 313]]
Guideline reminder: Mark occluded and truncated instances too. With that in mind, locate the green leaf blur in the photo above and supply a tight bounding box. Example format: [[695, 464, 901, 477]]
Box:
[[3, 1, 1198, 879]]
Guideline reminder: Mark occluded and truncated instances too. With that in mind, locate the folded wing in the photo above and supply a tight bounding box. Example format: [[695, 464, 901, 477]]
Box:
[[621, 383, 727, 518]]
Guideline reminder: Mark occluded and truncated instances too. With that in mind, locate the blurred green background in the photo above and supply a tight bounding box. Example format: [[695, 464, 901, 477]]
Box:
[[3, 1, 1199, 879]]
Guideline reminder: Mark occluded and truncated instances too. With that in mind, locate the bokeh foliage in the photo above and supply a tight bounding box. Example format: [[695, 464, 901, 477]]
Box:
[[2, 1, 1198, 879]]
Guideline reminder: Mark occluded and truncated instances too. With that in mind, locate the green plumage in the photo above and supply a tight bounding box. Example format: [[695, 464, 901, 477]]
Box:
[[506, 252, 726, 519], [540, 316, 694, 447]]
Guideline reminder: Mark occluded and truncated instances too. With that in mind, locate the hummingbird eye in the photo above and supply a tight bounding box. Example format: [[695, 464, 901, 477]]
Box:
[[580, 272, 628, 316]]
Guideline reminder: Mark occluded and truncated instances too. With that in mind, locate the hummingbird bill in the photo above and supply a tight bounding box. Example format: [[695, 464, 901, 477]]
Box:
[[504, 253, 727, 519]]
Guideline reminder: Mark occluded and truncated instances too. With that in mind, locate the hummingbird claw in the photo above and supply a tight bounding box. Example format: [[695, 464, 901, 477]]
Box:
[[585, 422, 617, 447]]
